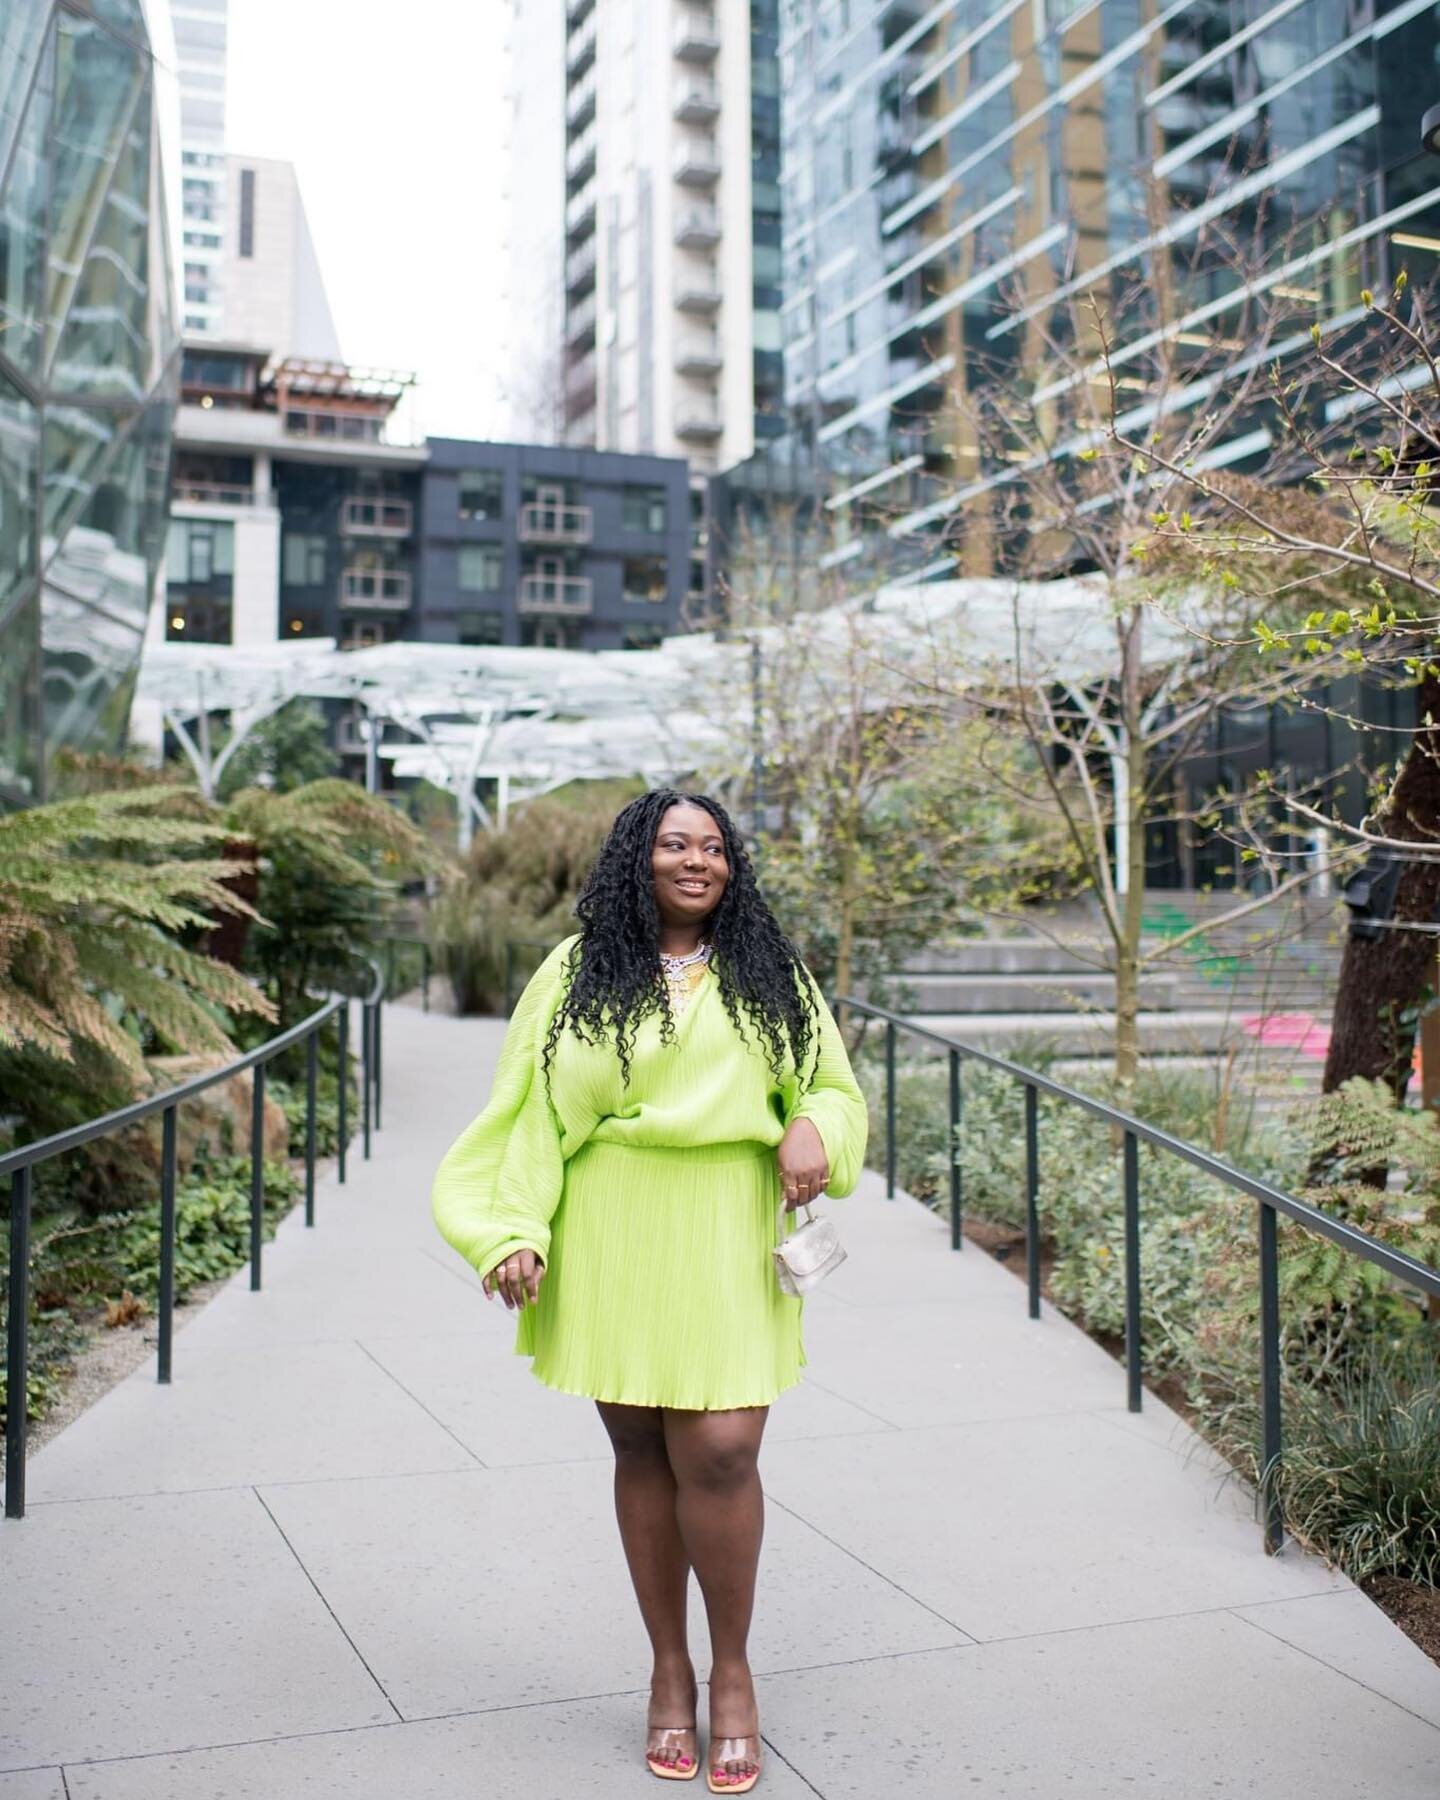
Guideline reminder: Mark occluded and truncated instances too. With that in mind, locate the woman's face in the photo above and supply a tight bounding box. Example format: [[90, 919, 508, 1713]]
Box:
[[651, 802, 729, 929]]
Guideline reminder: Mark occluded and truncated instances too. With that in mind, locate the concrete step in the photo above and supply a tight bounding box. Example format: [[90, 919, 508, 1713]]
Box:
[[870, 970, 1180, 1014], [901, 1008, 1333, 1061]]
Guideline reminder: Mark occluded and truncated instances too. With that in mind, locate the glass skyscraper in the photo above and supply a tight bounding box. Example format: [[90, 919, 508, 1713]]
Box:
[[0, 0, 181, 805], [729, 0, 1440, 591]]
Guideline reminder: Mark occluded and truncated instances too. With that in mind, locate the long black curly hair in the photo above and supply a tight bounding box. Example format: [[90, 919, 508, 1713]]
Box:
[[541, 788, 817, 1088]]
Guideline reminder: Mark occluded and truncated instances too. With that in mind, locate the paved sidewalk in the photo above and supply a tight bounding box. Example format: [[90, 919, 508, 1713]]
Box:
[[3, 1004, 1438, 1798]]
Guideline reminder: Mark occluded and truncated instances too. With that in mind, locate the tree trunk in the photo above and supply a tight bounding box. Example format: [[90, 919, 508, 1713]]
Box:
[[1114, 608, 1147, 1087], [1322, 669, 1440, 1109], [200, 837, 259, 969]]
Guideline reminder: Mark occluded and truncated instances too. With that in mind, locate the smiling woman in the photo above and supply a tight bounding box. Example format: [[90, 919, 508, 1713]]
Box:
[[431, 788, 867, 1793]]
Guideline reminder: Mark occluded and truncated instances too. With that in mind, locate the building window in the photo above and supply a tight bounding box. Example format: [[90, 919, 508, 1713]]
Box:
[[622, 622, 664, 650], [166, 518, 234, 585], [623, 555, 668, 602], [458, 470, 504, 521], [239, 166, 255, 258], [520, 617, 580, 649], [165, 595, 232, 642], [458, 544, 504, 591], [622, 484, 668, 533], [282, 532, 327, 587], [457, 608, 504, 645]]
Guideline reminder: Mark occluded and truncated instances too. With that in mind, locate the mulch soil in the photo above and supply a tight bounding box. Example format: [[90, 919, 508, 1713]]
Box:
[[958, 1213, 1440, 1670]]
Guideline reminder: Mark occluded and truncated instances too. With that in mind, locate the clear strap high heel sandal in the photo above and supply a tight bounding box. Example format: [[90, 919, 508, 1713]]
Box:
[[646, 1724, 700, 1781], [706, 1734, 762, 1793]]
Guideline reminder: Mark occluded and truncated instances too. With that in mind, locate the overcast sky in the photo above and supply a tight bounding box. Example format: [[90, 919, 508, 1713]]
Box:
[[225, 0, 510, 440]]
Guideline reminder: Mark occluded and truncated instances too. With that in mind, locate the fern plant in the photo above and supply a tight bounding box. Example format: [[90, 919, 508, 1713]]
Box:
[[224, 780, 432, 1027], [0, 787, 274, 1087]]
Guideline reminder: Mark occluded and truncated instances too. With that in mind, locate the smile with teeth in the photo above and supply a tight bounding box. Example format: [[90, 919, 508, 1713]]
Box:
[[676, 878, 709, 892]]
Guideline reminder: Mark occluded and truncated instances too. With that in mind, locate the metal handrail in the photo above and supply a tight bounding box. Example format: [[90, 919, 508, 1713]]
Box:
[[3, 961, 388, 1520], [836, 994, 1440, 1555]]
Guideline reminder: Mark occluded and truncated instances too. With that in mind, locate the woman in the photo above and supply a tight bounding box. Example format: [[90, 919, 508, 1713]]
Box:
[[431, 789, 867, 1793]]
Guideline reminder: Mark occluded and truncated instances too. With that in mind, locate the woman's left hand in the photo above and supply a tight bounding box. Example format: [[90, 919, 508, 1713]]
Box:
[[778, 1117, 829, 1211]]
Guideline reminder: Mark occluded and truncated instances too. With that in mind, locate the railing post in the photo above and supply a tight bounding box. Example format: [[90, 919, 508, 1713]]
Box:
[[884, 1019, 896, 1199], [1123, 1128, 1142, 1412], [362, 1003, 373, 1161], [158, 1106, 178, 1383], [1258, 1198, 1285, 1554], [337, 1003, 349, 1186], [374, 997, 383, 1131], [422, 942, 431, 1012], [386, 939, 395, 999], [250, 1062, 265, 1291], [949, 1048, 962, 1251], [305, 1027, 318, 1227], [1024, 1082, 1040, 1320], [6, 1166, 32, 1519]]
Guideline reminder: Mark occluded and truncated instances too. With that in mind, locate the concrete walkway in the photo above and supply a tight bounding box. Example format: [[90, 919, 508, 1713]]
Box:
[[3, 1004, 1438, 1798]]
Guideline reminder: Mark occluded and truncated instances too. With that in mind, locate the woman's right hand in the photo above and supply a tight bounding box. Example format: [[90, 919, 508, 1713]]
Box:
[[483, 1249, 545, 1310]]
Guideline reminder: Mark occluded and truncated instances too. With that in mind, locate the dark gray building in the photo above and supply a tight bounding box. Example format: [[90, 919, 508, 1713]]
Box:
[[418, 440, 692, 651]]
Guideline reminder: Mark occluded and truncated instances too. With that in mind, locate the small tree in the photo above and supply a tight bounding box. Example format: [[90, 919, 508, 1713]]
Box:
[[708, 510, 1076, 998], [1115, 276, 1440, 1105]]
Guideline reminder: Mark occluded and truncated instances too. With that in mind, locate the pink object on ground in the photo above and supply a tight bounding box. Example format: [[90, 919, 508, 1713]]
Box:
[[1240, 1013, 1331, 1058]]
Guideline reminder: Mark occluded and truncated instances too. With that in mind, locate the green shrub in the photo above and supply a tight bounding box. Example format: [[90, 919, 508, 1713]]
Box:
[[2, 1153, 301, 1426], [1214, 1326, 1440, 1585]]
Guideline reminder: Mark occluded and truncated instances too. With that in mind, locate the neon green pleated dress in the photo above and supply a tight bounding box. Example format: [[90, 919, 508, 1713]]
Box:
[[431, 936, 868, 1410]]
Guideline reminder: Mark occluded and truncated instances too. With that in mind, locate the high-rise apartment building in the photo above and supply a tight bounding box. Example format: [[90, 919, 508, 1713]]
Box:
[[506, 0, 779, 473], [222, 156, 344, 362], [735, 0, 1440, 592], [172, 0, 229, 335]]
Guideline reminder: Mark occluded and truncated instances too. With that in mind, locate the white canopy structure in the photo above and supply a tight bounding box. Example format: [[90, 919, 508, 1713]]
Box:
[[134, 575, 1199, 855]]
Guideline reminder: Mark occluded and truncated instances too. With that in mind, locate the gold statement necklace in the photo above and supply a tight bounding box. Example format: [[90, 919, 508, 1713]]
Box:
[[660, 940, 713, 1016]]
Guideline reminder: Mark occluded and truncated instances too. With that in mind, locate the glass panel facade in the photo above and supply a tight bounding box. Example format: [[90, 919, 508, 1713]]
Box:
[[0, 0, 178, 804], [46, 14, 144, 363], [0, 27, 53, 379], [52, 80, 155, 400], [0, 367, 39, 629]]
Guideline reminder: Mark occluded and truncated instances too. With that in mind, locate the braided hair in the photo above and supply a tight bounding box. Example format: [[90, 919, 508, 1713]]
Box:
[[542, 788, 817, 1088]]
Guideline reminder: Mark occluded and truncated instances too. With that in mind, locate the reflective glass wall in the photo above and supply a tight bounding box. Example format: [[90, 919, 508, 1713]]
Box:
[[717, 0, 1440, 597], [0, 0, 179, 804]]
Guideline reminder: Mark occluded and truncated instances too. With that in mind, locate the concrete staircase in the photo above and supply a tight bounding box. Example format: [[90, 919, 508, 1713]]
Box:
[[864, 890, 1345, 1092]]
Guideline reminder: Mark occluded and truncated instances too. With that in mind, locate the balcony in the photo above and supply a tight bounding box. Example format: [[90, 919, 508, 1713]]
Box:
[[566, 291, 598, 349], [675, 268, 722, 312], [339, 496, 412, 536], [566, 13, 597, 77], [674, 8, 719, 60], [673, 136, 721, 186], [340, 567, 412, 610], [673, 77, 720, 123], [566, 181, 597, 241], [564, 351, 598, 414], [674, 403, 723, 442], [519, 497, 593, 544], [674, 205, 721, 249], [519, 572, 594, 615], [566, 124, 597, 187], [674, 331, 723, 377], [172, 480, 270, 507], [566, 237, 597, 297], [566, 70, 597, 131]]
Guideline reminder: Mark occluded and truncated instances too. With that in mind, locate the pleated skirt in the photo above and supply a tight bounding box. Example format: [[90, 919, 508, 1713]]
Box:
[[513, 1138, 805, 1410]]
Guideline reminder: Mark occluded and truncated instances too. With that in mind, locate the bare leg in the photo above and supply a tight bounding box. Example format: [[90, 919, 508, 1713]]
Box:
[[663, 1406, 768, 1787], [596, 1401, 696, 1771]]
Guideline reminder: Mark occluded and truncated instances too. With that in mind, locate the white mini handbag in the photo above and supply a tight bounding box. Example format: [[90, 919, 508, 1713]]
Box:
[[772, 1203, 847, 1296]]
